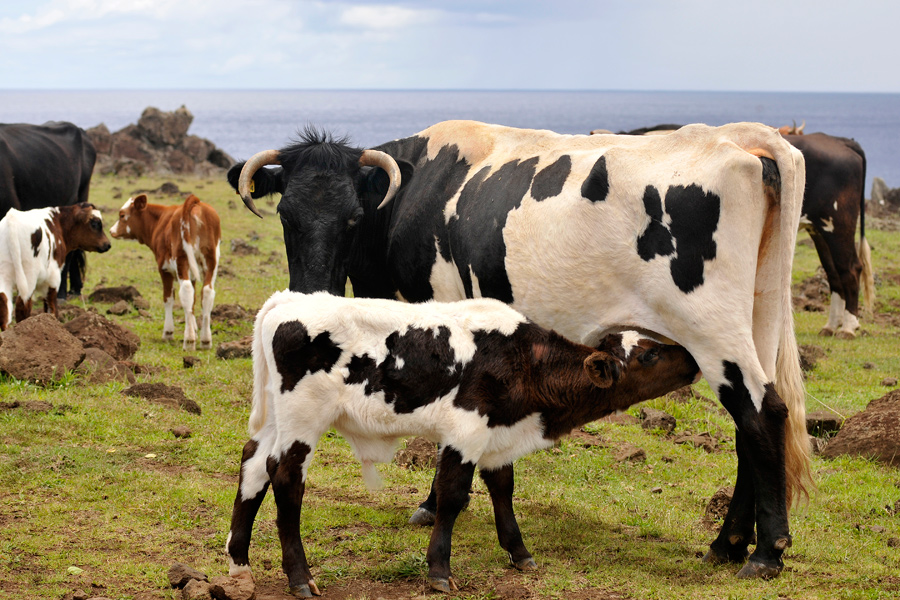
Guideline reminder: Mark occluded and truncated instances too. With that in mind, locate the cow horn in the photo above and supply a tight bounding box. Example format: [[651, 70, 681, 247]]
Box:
[[797, 120, 805, 134], [238, 149, 280, 219], [359, 149, 401, 209]]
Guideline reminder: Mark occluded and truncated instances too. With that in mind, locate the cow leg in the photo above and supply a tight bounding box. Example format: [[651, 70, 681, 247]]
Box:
[[479, 464, 535, 570], [44, 288, 59, 319], [713, 363, 791, 579], [199, 284, 215, 349], [703, 430, 756, 565], [0, 291, 10, 331], [268, 440, 321, 597], [161, 272, 176, 341], [807, 228, 846, 337], [15, 296, 33, 323], [226, 439, 271, 578], [179, 279, 197, 351], [426, 446, 475, 593], [410, 444, 471, 526]]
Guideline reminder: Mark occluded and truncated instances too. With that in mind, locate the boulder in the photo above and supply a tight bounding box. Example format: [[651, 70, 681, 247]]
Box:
[[821, 390, 900, 466], [0, 314, 85, 383], [168, 562, 208, 588], [208, 573, 255, 600], [64, 311, 140, 360], [139, 106, 192, 147]]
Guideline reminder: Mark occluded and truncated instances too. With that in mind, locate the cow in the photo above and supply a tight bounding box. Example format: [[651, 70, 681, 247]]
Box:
[[0, 121, 98, 300], [0, 202, 111, 330], [611, 123, 874, 338], [226, 290, 701, 595], [227, 120, 809, 579], [108, 194, 221, 351]]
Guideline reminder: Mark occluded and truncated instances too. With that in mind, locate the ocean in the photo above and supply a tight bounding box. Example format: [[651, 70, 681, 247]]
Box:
[[1, 90, 897, 192]]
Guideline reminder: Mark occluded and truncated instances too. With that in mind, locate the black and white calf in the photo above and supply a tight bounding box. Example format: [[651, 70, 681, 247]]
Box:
[[226, 291, 700, 596]]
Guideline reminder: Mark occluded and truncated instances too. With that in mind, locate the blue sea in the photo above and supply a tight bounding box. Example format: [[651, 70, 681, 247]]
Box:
[[1, 90, 897, 192]]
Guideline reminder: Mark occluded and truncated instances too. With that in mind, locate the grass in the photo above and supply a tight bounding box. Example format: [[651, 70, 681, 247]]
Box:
[[1, 172, 899, 599]]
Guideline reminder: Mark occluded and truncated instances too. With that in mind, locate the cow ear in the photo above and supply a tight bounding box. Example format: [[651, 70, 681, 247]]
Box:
[[584, 351, 620, 388], [133, 194, 148, 211]]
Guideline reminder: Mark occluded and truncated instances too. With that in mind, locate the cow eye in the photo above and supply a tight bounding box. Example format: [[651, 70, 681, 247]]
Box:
[[91, 219, 101, 231], [638, 349, 659, 365]]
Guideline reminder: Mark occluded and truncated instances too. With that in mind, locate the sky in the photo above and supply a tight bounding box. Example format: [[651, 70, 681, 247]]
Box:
[[1, 0, 898, 92]]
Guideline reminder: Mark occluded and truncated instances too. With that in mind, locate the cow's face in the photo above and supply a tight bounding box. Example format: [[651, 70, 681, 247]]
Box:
[[109, 194, 148, 240], [585, 332, 699, 404], [67, 202, 112, 253], [278, 169, 364, 295]]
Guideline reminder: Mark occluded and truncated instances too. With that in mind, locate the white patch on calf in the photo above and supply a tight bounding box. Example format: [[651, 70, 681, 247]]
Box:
[[620, 331, 643, 359], [820, 217, 835, 233]]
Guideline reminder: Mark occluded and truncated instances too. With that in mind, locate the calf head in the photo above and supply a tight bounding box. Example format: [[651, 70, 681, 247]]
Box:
[[109, 194, 150, 241], [226, 127, 400, 295], [62, 202, 111, 253], [585, 332, 700, 407]]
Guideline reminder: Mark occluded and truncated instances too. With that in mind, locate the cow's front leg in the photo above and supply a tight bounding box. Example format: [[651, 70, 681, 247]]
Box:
[[703, 431, 756, 565], [161, 271, 176, 342], [179, 278, 197, 351], [715, 366, 792, 579], [199, 283, 215, 349], [427, 447, 475, 593], [44, 288, 59, 319], [410, 444, 471, 526], [14, 296, 33, 323], [480, 464, 535, 570], [269, 441, 320, 597]]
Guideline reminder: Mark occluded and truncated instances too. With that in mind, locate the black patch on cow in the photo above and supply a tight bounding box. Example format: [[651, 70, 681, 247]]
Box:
[[451, 157, 539, 302], [635, 183, 720, 294], [345, 353, 381, 395], [30, 228, 42, 257], [531, 155, 571, 201], [666, 184, 720, 293], [636, 186, 675, 261], [272, 320, 343, 393], [580, 155, 609, 203]]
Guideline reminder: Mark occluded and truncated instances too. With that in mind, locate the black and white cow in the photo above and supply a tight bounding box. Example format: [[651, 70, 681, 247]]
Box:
[[228, 120, 809, 579], [227, 291, 701, 595]]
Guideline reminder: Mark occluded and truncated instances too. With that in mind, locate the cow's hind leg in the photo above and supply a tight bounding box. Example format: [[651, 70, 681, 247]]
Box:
[[199, 284, 215, 349], [226, 439, 271, 578], [714, 362, 791, 579], [161, 271, 176, 341], [0, 291, 9, 331], [703, 431, 756, 565], [480, 464, 535, 570], [179, 278, 197, 351], [269, 440, 320, 597], [427, 447, 476, 593], [410, 444, 470, 526]]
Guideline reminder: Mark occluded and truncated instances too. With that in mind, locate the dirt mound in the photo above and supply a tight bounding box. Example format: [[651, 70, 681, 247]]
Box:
[[394, 437, 437, 469], [0, 313, 85, 383], [89, 285, 144, 304], [216, 336, 252, 359], [87, 105, 234, 177], [211, 304, 253, 322], [122, 383, 201, 415], [64, 311, 140, 361], [75, 347, 136, 385], [822, 389, 900, 466], [793, 269, 830, 312]]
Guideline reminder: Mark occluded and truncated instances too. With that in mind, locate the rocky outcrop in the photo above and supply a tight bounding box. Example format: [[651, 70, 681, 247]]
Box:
[[87, 106, 234, 177]]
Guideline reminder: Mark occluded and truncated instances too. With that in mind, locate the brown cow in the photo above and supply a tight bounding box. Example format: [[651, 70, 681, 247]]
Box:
[[109, 194, 221, 350], [0, 202, 111, 330]]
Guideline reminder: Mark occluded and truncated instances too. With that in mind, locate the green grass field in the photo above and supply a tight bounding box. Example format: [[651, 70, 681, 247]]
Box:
[[1, 172, 899, 600]]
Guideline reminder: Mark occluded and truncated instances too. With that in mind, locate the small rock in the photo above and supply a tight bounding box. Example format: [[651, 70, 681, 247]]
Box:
[[216, 336, 252, 360], [640, 407, 676, 434], [672, 432, 719, 453], [870, 525, 887, 534], [863, 362, 876, 370], [172, 426, 192, 439], [598, 412, 640, 426], [107, 300, 131, 316], [799, 344, 826, 372], [62, 591, 89, 600], [888, 538, 900, 547], [183, 579, 212, 600], [704, 486, 734, 521], [208, 572, 255, 600], [183, 356, 202, 368], [230, 238, 260, 256], [882, 377, 898, 387], [651, 486, 663, 494], [138, 309, 152, 318], [614, 443, 646, 463], [133, 296, 151, 310], [168, 562, 208, 588]]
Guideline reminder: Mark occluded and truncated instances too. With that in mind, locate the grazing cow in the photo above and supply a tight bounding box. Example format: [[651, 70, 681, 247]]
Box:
[[611, 123, 874, 337], [109, 194, 221, 351], [0, 121, 98, 299], [227, 291, 701, 595], [228, 120, 809, 578], [0, 202, 111, 330]]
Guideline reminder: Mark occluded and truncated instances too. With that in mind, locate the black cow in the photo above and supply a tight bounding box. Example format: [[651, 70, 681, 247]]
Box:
[[613, 124, 874, 337], [227, 120, 810, 579], [0, 121, 98, 299]]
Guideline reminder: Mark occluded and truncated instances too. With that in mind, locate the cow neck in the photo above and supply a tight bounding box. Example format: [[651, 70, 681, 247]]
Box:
[[47, 208, 71, 261], [132, 203, 167, 246], [348, 192, 396, 299]]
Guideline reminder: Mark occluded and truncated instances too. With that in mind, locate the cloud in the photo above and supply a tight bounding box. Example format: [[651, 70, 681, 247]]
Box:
[[338, 4, 440, 30]]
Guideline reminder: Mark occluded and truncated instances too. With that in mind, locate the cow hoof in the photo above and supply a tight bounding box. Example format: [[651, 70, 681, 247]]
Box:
[[736, 560, 782, 580], [199, 340, 212, 349], [513, 556, 537, 571], [163, 331, 175, 341], [183, 341, 197, 352], [427, 576, 459, 593], [289, 579, 321, 597], [818, 327, 835, 337], [835, 330, 856, 340], [408, 507, 436, 526], [702, 545, 748, 565]]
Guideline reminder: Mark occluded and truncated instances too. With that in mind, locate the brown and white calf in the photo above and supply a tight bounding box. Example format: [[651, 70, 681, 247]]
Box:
[[109, 194, 221, 351], [0, 202, 110, 330], [226, 291, 700, 596]]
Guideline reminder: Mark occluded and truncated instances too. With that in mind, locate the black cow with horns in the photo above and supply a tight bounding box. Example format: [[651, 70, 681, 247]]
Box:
[[0, 121, 98, 299], [227, 120, 810, 581]]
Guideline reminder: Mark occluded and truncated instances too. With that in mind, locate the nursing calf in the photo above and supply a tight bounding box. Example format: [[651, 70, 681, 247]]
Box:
[[226, 291, 699, 596], [0, 202, 110, 330], [109, 194, 221, 350]]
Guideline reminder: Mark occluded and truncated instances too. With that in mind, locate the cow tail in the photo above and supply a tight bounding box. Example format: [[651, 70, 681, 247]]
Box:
[[774, 142, 813, 507], [247, 292, 291, 436], [181, 196, 202, 283], [856, 149, 875, 315]]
